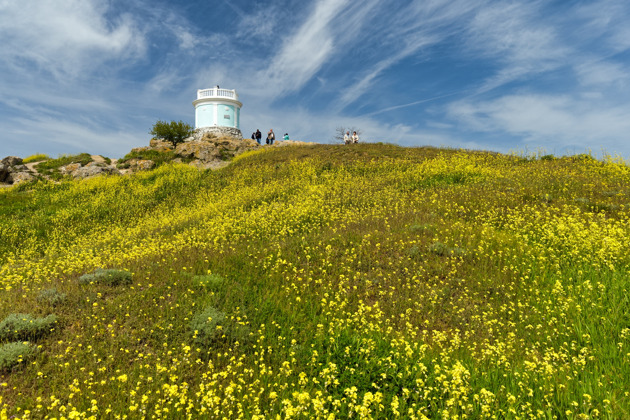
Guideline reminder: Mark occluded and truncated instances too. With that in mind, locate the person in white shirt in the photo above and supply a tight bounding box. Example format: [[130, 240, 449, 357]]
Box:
[[343, 131, 351, 145], [351, 131, 359, 144]]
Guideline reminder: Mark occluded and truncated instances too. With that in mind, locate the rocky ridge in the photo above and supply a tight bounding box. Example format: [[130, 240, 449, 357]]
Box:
[[1, 133, 310, 187]]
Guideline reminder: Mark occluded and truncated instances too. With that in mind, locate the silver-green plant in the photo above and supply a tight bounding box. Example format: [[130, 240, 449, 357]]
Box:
[[37, 288, 67, 307], [78, 268, 132, 286], [190, 305, 250, 348], [192, 274, 225, 290], [0, 313, 58, 342], [0, 342, 37, 371]]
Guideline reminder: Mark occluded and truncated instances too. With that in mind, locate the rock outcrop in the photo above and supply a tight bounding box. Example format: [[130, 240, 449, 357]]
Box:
[[72, 162, 120, 179], [125, 159, 156, 172], [192, 126, 243, 140], [1, 156, 36, 185], [1, 134, 311, 187], [148, 139, 173, 152], [175, 134, 261, 168]]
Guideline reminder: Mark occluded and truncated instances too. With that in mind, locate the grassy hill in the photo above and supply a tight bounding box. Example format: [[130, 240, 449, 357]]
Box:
[[1, 143, 629, 419]]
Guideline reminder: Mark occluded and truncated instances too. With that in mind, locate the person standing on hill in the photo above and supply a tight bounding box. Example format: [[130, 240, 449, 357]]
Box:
[[267, 129, 275, 145], [344, 131, 351, 145], [251, 132, 257, 142], [255, 129, 262, 144], [352, 131, 359, 144], [283, 133, 289, 141]]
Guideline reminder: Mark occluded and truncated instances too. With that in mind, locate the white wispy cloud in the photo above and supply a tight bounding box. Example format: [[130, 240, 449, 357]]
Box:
[[261, 0, 352, 94], [464, 1, 569, 93], [576, 60, 629, 87], [0, 0, 145, 79], [337, 0, 482, 108], [4, 114, 147, 157], [448, 93, 630, 153], [575, 0, 630, 52]]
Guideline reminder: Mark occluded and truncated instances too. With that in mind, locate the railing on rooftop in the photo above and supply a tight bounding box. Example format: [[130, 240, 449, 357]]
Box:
[[197, 88, 238, 100]]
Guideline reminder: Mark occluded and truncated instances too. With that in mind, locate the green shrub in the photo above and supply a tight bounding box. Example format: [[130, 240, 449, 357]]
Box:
[[0, 313, 58, 342], [37, 288, 67, 307], [149, 120, 194, 148], [429, 242, 466, 257], [571, 153, 595, 162], [23, 154, 50, 164], [429, 241, 448, 256], [406, 245, 422, 259], [0, 342, 37, 371], [193, 274, 225, 290], [190, 306, 226, 346], [35, 153, 93, 171], [34, 153, 93, 178], [190, 305, 250, 348], [409, 223, 435, 233], [117, 149, 177, 168], [78, 268, 132, 286]]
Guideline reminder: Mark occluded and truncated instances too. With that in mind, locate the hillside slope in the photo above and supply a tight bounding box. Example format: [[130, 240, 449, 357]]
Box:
[[1, 144, 630, 418]]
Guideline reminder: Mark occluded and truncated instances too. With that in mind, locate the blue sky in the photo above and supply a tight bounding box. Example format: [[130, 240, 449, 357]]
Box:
[[1, 0, 630, 159]]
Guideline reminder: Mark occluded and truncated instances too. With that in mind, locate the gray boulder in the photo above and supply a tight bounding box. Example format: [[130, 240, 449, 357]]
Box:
[[1, 156, 22, 166], [126, 159, 155, 172], [11, 164, 28, 173], [149, 139, 173, 151], [0, 163, 9, 183], [9, 171, 35, 184], [72, 163, 120, 179], [60, 163, 82, 175], [1, 159, 33, 184], [175, 141, 222, 161]]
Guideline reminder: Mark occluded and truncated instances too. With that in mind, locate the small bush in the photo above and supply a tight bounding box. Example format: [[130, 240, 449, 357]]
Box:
[[117, 149, 180, 168], [78, 268, 132, 286], [23, 154, 50, 164], [0, 313, 58, 342], [429, 242, 466, 257], [571, 153, 595, 162], [190, 305, 250, 348], [193, 274, 225, 290], [149, 120, 194, 148], [35, 153, 93, 172], [406, 245, 423, 259], [409, 223, 435, 233], [429, 241, 448, 256], [0, 342, 37, 371], [37, 288, 67, 307], [190, 306, 227, 347]]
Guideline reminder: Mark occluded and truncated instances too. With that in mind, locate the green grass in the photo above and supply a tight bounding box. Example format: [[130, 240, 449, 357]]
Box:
[[117, 149, 181, 168], [33, 153, 93, 179]]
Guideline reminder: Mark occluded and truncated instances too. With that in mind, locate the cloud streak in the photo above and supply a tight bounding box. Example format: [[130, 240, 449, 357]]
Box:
[[0, 0, 145, 80], [262, 0, 351, 95]]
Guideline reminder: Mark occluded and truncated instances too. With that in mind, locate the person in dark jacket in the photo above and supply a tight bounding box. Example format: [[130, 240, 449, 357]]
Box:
[[255, 129, 262, 144]]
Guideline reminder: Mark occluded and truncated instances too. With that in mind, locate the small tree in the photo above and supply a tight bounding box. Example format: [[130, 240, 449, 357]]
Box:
[[149, 120, 194, 147], [333, 126, 362, 143]]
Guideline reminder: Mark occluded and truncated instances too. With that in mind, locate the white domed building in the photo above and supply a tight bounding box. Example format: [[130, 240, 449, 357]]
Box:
[[193, 86, 243, 138]]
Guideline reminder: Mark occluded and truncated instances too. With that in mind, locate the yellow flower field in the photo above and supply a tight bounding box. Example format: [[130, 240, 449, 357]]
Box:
[[0, 144, 629, 419]]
